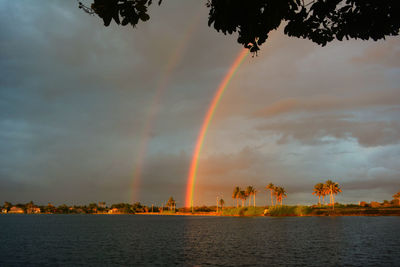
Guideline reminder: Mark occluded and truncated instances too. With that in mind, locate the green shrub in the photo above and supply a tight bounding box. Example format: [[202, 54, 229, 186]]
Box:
[[268, 205, 294, 216], [239, 208, 246, 216], [243, 207, 265, 216], [268, 205, 313, 216], [221, 207, 242, 216], [295, 205, 313, 215], [344, 204, 360, 208], [313, 209, 325, 215], [221, 207, 265, 216]]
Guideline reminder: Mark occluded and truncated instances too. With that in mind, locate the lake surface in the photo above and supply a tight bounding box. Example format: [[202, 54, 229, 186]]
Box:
[[0, 215, 399, 266]]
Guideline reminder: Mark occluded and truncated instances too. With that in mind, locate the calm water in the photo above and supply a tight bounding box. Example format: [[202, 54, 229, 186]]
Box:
[[0, 215, 399, 266]]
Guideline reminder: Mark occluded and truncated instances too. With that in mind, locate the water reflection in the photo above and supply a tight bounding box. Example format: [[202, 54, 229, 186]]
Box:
[[0, 215, 399, 265]]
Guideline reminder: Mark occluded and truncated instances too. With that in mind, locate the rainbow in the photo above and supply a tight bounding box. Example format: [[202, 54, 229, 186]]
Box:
[[131, 12, 201, 203], [185, 49, 249, 208]]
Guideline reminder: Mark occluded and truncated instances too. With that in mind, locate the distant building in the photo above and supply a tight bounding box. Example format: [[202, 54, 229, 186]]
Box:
[[26, 207, 41, 214], [108, 208, 120, 214], [370, 201, 381, 208], [8, 207, 24, 214]]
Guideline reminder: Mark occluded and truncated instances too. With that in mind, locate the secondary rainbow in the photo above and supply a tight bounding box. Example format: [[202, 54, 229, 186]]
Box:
[[130, 12, 201, 203], [185, 49, 249, 208]]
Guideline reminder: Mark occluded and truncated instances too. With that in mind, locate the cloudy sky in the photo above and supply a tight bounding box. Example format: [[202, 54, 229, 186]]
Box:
[[1, 0, 399, 206]]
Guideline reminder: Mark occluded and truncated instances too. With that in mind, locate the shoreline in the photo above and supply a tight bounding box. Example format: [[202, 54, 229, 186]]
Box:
[[2, 212, 399, 217], [3, 206, 400, 217], [136, 212, 400, 217]]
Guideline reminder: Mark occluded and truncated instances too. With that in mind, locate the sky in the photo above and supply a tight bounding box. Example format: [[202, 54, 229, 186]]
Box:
[[1, 0, 399, 206]]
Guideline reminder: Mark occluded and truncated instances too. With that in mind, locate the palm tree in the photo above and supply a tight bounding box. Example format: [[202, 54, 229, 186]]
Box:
[[266, 183, 275, 207], [312, 183, 324, 207], [253, 189, 257, 207], [167, 196, 176, 211], [275, 188, 281, 206], [273, 186, 280, 206], [331, 182, 341, 209], [219, 199, 225, 210], [239, 190, 246, 207], [276, 187, 287, 206], [322, 183, 329, 206], [325, 180, 341, 209], [246, 186, 254, 207], [233, 187, 240, 208]]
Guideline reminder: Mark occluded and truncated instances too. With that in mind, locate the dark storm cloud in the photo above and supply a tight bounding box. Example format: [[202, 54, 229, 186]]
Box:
[[1, 0, 400, 206], [343, 177, 400, 191], [0, 0, 222, 204]]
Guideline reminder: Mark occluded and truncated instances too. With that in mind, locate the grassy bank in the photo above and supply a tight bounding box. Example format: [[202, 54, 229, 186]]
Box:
[[217, 205, 400, 217], [267, 205, 400, 216], [309, 206, 400, 216], [268, 205, 313, 216], [221, 207, 265, 216], [220, 205, 314, 216]]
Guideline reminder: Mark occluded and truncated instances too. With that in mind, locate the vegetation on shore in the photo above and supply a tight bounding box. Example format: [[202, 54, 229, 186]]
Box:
[[264, 184, 287, 206], [2, 187, 399, 216], [221, 207, 265, 216], [219, 204, 400, 217], [231, 184, 287, 209], [232, 186, 258, 208], [268, 205, 313, 216], [2, 201, 400, 216], [1, 201, 153, 215], [312, 180, 342, 209]]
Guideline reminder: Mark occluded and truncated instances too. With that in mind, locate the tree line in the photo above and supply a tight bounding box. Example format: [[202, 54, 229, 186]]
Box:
[[312, 180, 342, 209], [231, 180, 341, 209], [394, 191, 400, 203], [265, 183, 287, 206], [1, 201, 152, 214], [230, 181, 340, 209], [232, 186, 258, 207], [3, 188, 399, 214], [231, 184, 288, 208]]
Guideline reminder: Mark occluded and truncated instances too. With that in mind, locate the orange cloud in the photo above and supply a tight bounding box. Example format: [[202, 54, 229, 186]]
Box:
[[253, 90, 400, 118], [352, 38, 400, 68]]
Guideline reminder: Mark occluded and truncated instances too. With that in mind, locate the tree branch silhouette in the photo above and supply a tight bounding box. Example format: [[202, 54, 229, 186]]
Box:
[[78, 0, 162, 27], [79, 0, 399, 55]]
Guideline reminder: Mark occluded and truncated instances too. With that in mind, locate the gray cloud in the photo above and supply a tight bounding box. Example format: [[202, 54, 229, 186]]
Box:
[[351, 38, 400, 68], [257, 115, 400, 147]]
